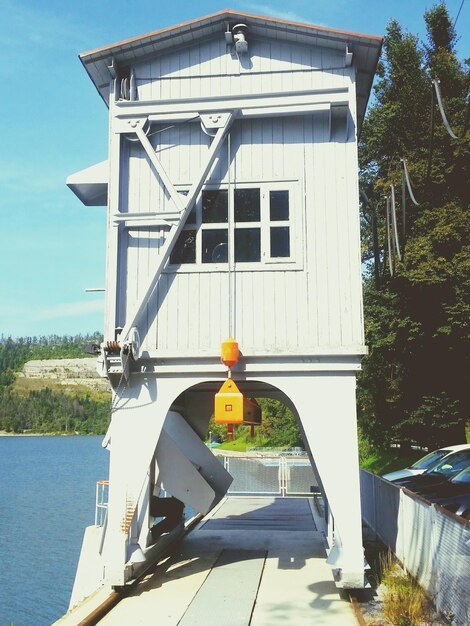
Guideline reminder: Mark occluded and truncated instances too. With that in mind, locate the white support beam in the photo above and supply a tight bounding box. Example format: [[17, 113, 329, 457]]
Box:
[[112, 88, 349, 128], [136, 125, 185, 213], [119, 111, 234, 342], [113, 211, 180, 228]]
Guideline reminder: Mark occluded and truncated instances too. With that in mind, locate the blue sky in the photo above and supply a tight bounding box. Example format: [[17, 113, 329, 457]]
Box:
[[1, 0, 468, 338]]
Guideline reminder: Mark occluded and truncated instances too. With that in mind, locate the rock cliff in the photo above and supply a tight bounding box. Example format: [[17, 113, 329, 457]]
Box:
[[20, 358, 110, 392]]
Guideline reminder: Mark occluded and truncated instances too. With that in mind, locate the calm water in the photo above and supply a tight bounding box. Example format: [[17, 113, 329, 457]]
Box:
[[0, 436, 108, 626]]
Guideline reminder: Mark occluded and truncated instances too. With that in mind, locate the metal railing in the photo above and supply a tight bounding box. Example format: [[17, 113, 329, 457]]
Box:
[[361, 470, 470, 626], [94, 457, 317, 528], [222, 455, 318, 496], [95, 480, 109, 526], [246, 446, 306, 456]]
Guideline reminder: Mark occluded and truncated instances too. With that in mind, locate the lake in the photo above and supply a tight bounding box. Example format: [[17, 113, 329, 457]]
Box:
[[0, 436, 108, 626]]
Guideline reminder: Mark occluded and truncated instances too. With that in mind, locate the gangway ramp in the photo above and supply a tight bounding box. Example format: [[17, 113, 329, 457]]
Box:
[[99, 497, 359, 625]]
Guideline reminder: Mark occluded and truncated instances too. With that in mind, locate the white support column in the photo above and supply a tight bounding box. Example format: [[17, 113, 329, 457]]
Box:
[[275, 372, 364, 587], [101, 375, 211, 585], [105, 83, 122, 339], [102, 377, 172, 584]]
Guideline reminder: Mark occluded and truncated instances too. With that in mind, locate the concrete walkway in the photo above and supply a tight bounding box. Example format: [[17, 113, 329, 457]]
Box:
[[100, 497, 359, 625]]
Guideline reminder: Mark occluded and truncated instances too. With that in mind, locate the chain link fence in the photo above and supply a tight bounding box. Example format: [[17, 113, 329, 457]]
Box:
[[361, 470, 470, 626]]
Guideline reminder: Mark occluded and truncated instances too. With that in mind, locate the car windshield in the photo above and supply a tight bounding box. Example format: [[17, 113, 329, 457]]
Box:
[[451, 466, 470, 484], [410, 449, 450, 470], [430, 451, 470, 476]]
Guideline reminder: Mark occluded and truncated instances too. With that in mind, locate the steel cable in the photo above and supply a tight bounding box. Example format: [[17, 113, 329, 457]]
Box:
[[433, 79, 458, 139], [390, 185, 402, 261], [400, 158, 420, 206], [386, 196, 394, 277]]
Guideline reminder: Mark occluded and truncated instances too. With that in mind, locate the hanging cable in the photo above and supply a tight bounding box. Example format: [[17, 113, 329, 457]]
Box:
[[433, 79, 458, 139], [390, 185, 402, 261], [401, 166, 407, 242], [360, 190, 380, 287], [453, 0, 465, 27], [426, 84, 436, 181], [386, 196, 394, 277], [464, 88, 470, 133], [400, 158, 420, 206], [227, 132, 235, 339]]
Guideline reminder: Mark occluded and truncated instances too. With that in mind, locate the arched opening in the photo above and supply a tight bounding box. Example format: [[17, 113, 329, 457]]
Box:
[[103, 373, 364, 590], [159, 379, 324, 516]]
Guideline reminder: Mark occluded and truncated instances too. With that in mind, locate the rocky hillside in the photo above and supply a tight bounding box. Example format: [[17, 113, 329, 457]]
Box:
[[18, 358, 110, 392]]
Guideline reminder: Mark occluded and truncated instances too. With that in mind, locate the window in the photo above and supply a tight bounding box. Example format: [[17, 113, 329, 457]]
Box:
[[169, 183, 297, 268]]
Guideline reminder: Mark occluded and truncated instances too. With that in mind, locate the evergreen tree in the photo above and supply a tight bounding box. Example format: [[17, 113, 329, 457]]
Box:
[[0, 333, 109, 434], [358, 3, 469, 449]]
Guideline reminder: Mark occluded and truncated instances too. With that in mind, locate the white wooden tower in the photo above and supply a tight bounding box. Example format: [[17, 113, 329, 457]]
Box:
[[67, 10, 381, 600]]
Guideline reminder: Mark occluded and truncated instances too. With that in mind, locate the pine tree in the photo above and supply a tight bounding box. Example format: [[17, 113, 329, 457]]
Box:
[[358, 3, 470, 449]]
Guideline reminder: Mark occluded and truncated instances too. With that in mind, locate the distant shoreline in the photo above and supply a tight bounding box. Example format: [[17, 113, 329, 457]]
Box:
[[0, 431, 99, 437], [0, 431, 52, 437]]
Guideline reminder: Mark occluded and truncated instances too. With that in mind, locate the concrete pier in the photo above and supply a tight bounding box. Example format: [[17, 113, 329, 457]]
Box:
[[97, 497, 359, 625]]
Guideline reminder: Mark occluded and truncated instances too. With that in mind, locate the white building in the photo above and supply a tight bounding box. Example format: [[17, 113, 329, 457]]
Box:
[[68, 9, 381, 599]]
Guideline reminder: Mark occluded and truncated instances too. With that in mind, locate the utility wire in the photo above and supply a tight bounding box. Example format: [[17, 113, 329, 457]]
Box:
[[453, 0, 465, 27]]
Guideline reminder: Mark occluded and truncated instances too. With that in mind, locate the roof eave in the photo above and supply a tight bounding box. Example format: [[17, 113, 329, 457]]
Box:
[[78, 9, 382, 125]]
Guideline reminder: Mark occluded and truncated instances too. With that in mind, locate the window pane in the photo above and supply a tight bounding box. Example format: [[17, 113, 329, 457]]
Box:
[[170, 229, 196, 264], [270, 227, 290, 258], [235, 228, 261, 262], [202, 190, 228, 223], [270, 190, 289, 221], [235, 189, 260, 222], [202, 229, 228, 263]]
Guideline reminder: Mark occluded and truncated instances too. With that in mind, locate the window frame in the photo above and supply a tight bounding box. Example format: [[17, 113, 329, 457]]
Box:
[[167, 180, 302, 272]]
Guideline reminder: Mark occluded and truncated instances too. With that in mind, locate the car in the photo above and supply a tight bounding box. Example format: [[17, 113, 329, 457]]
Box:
[[418, 465, 470, 520], [391, 448, 470, 493], [382, 443, 470, 482]]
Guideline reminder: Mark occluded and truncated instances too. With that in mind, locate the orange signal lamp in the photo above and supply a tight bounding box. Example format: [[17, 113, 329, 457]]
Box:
[[214, 378, 261, 425], [221, 337, 239, 368]]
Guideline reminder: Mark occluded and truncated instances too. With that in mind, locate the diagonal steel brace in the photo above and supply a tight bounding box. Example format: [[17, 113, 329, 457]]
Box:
[[119, 111, 235, 343]]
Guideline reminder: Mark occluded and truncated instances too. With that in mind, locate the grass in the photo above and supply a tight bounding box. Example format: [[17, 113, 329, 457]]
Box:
[[218, 437, 431, 469], [360, 447, 423, 475], [380, 553, 431, 626], [218, 436, 250, 452], [360, 424, 470, 474]]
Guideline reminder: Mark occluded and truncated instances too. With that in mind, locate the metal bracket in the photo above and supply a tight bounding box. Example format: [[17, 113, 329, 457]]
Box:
[[113, 116, 148, 135], [107, 57, 117, 79], [200, 112, 232, 131]]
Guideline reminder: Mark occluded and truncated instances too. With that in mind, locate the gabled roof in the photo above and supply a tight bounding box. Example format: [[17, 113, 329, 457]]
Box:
[[79, 9, 382, 127]]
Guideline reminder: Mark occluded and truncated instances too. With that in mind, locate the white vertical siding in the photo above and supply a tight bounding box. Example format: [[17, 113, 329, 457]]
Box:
[[114, 37, 364, 356], [134, 38, 346, 102]]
